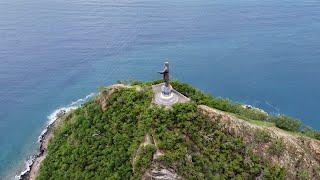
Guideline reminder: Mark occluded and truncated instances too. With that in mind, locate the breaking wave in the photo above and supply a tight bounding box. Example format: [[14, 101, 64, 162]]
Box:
[[15, 92, 96, 180]]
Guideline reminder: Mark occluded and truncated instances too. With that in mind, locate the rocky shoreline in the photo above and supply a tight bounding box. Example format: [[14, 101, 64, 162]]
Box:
[[17, 109, 70, 180], [15, 93, 96, 180]]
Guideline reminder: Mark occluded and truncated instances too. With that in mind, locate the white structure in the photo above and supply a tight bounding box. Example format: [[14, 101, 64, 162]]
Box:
[[153, 62, 189, 107]]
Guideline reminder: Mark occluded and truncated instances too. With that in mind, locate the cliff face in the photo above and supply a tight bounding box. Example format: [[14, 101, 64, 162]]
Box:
[[198, 105, 320, 179]]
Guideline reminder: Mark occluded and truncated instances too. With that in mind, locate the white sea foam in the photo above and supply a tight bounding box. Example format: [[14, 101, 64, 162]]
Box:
[[16, 92, 96, 180], [70, 92, 96, 106], [38, 92, 96, 143], [265, 100, 280, 115], [14, 155, 36, 180]]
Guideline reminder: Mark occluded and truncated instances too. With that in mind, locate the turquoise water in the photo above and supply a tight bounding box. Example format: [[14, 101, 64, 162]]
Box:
[[1, 0, 320, 178]]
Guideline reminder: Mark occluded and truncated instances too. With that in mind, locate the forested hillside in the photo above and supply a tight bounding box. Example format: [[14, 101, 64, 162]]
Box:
[[37, 81, 320, 179]]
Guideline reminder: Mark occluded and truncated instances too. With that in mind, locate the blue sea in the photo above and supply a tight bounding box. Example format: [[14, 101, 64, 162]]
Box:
[[1, 0, 320, 178]]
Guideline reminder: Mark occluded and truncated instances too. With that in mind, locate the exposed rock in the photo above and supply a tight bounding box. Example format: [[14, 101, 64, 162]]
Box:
[[242, 104, 268, 115], [143, 165, 180, 180], [152, 134, 164, 160], [56, 109, 66, 118], [132, 133, 154, 173], [97, 84, 128, 111], [133, 133, 179, 180]]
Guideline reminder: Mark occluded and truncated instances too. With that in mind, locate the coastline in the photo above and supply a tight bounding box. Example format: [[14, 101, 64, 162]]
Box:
[[15, 93, 96, 180], [12, 82, 320, 179], [16, 104, 266, 179], [18, 109, 72, 180]]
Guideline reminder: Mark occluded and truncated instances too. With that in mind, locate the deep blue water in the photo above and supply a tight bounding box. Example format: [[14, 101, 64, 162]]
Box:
[[1, 0, 320, 178]]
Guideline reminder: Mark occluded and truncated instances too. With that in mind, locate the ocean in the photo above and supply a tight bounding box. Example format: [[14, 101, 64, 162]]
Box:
[[0, 0, 320, 178]]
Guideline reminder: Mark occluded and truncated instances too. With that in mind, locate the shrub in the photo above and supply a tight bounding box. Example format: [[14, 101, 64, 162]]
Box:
[[38, 88, 154, 180], [151, 102, 284, 179], [301, 126, 320, 140], [297, 170, 309, 180], [168, 80, 320, 138], [170, 80, 269, 121], [134, 144, 156, 177], [268, 138, 285, 156], [274, 115, 302, 132], [263, 164, 285, 179], [255, 130, 271, 143]]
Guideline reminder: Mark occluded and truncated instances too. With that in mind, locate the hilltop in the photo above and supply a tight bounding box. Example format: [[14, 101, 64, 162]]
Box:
[[28, 80, 320, 179]]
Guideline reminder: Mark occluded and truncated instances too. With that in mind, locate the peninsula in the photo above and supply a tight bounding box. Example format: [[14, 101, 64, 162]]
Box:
[[20, 63, 320, 180]]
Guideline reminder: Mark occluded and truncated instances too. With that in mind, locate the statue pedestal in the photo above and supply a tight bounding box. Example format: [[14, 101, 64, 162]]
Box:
[[154, 92, 179, 106], [152, 83, 190, 107], [161, 84, 172, 96]]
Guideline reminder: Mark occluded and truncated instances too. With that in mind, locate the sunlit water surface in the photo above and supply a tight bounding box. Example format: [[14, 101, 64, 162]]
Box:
[[0, 0, 320, 178]]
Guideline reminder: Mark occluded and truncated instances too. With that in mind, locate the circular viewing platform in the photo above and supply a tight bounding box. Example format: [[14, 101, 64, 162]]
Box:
[[152, 83, 190, 107]]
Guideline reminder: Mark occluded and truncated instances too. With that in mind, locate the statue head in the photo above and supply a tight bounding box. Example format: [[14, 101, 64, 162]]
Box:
[[164, 62, 169, 67]]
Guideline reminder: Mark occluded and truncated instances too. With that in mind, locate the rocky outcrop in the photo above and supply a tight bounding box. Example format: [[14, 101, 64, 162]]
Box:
[[142, 166, 180, 180], [198, 105, 320, 179], [97, 84, 128, 111], [132, 134, 154, 173], [20, 110, 72, 180], [133, 133, 180, 180]]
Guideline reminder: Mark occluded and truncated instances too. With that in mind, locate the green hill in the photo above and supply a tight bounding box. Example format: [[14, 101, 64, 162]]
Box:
[[36, 81, 320, 180]]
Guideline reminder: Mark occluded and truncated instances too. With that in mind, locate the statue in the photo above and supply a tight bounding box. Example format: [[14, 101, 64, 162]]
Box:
[[153, 61, 189, 106], [158, 62, 171, 96], [158, 62, 170, 86]]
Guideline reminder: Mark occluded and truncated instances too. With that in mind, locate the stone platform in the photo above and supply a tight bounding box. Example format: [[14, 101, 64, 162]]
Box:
[[152, 83, 190, 107]]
